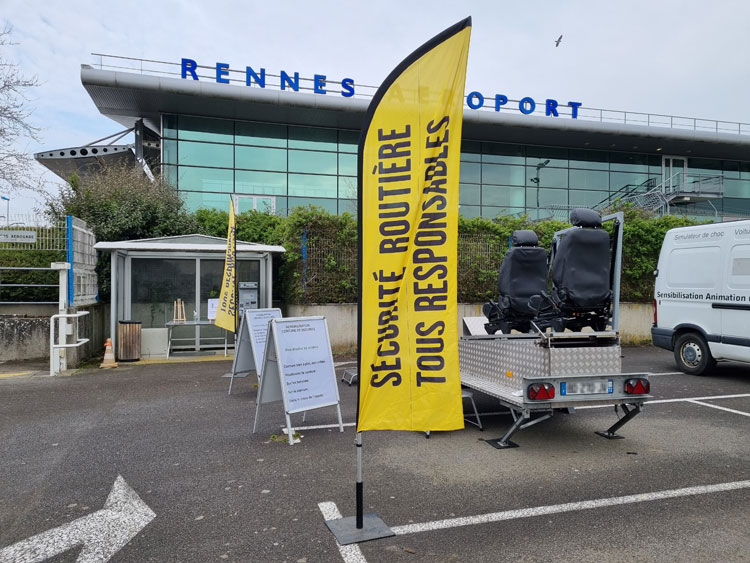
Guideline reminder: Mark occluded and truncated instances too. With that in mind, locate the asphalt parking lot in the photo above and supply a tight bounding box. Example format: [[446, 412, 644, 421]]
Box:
[[1, 346, 748, 562]]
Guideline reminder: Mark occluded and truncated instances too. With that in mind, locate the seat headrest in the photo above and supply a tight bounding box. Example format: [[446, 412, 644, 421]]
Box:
[[570, 208, 602, 228], [511, 230, 539, 247]]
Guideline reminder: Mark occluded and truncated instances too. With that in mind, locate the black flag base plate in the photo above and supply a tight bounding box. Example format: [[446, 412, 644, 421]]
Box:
[[326, 513, 395, 545]]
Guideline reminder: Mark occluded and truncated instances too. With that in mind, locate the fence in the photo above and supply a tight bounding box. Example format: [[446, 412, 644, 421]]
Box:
[[0, 215, 98, 306]]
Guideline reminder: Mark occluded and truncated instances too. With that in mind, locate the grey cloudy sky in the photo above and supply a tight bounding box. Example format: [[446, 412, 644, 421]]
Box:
[[4, 0, 750, 215]]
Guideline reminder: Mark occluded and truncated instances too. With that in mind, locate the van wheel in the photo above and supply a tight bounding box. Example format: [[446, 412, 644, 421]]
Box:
[[674, 333, 716, 376]]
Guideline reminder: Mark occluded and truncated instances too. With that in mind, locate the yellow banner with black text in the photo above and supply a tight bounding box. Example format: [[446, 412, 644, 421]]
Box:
[[215, 197, 237, 333], [357, 18, 471, 432]]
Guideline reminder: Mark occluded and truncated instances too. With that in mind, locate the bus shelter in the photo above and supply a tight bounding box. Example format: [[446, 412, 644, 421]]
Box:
[[95, 235, 285, 357]]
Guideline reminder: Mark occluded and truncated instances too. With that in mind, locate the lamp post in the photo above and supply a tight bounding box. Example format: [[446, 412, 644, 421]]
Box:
[[0, 196, 8, 226], [530, 160, 550, 215]]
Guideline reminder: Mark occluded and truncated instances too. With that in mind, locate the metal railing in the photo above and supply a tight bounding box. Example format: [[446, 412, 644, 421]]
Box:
[[91, 53, 750, 137]]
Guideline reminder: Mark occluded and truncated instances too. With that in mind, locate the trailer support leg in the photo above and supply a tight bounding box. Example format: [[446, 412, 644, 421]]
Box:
[[595, 403, 642, 440], [485, 409, 531, 449]]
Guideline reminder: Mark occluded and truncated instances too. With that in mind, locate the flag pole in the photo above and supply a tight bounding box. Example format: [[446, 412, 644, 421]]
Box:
[[356, 432, 363, 528]]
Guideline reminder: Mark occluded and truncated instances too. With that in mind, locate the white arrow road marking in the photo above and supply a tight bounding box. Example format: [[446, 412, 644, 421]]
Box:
[[0, 475, 155, 563]]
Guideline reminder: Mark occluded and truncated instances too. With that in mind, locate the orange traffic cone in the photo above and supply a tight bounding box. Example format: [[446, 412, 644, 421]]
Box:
[[100, 338, 118, 369]]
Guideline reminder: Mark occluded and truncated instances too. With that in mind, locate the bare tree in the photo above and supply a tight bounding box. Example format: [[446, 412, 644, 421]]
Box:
[[0, 25, 41, 195]]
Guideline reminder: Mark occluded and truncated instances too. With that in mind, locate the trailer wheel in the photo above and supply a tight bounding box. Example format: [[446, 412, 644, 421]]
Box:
[[674, 333, 716, 376]]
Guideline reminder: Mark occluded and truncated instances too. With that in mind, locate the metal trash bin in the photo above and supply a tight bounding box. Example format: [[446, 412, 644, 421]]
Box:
[[117, 321, 142, 361]]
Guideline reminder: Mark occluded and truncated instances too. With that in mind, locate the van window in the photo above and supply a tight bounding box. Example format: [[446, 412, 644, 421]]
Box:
[[728, 244, 750, 289], [666, 247, 720, 289]]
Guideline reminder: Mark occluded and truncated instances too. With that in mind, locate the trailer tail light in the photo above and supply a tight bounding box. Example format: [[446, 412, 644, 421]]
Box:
[[624, 378, 650, 395], [527, 383, 555, 401], [653, 299, 657, 325]]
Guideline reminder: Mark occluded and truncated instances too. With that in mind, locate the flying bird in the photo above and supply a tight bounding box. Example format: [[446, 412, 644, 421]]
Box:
[[555, 34, 563, 47]]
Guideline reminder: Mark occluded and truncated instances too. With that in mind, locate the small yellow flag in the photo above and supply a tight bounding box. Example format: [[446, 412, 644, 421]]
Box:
[[215, 197, 237, 332]]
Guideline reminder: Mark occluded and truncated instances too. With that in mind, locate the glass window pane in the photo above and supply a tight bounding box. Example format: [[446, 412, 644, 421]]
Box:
[[288, 197, 338, 214], [482, 163, 526, 186], [526, 146, 568, 168], [482, 185, 525, 207], [131, 258, 196, 329], [461, 140, 481, 161], [460, 162, 481, 184], [482, 142, 524, 165], [338, 177, 357, 199], [569, 169, 609, 190], [459, 183, 480, 205], [178, 115, 233, 143], [182, 191, 231, 212], [162, 164, 177, 187], [569, 190, 609, 207], [288, 174, 337, 197], [536, 188, 568, 207], [339, 153, 357, 176], [163, 139, 177, 165], [235, 145, 287, 171], [609, 152, 651, 172], [724, 178, 750, 198], [527, 166, 568, 188], [289, 126, 337, 150], [609, 171, 655, 192], [481, 206, 524, 219], [339, 199, 357, 215], [235, 121, 287, 148], [236, 170, 287, 195], [178, 141, 233, 168], [163, 114, 178, 139], [200, 259, 223, 301], [569, 149, 608, 170], [289, 150, 337, 175], [178, 166, 233, 192], [459, 205, 481, 218], [338, 130, 359, 153]]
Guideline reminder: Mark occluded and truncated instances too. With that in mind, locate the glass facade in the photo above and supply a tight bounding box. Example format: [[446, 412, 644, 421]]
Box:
[[162, 113, 750, 219]]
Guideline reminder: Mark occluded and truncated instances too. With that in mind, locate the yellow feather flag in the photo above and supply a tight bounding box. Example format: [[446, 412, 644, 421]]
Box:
[[357, 18, 471, 432], [215, 197, 237, 332]]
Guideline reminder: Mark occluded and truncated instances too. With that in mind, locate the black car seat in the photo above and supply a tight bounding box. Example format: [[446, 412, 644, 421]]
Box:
[[484, 230, 548, 334]]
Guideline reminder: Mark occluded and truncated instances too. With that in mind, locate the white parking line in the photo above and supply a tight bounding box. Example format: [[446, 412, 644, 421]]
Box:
[[389, 480, 750, 536], [687, 399, 750, 417], [318, 502, 369, 563]]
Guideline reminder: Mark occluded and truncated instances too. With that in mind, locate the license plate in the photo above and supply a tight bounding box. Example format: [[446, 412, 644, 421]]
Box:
[[560, 379, 613, 396]]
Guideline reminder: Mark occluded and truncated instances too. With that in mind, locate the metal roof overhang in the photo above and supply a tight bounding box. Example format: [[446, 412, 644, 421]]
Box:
[[34, 144, 135, 180], [81, 65, 750, 161]]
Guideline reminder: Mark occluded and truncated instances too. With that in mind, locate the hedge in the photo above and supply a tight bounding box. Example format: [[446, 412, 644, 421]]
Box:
[[195, 205, 700, 305]]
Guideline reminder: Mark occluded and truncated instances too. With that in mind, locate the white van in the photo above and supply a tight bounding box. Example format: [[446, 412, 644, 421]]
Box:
[[652, 219, 750, 375]]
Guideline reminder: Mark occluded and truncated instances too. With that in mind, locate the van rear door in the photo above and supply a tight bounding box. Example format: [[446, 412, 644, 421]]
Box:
[[718, 241, 750, 361]]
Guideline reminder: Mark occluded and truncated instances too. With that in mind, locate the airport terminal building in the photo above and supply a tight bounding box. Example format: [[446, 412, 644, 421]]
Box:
[[37, 55, 750, 221]]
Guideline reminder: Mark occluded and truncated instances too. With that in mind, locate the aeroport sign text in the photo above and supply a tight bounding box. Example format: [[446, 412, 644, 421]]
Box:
[[180, 58, 583, 119]]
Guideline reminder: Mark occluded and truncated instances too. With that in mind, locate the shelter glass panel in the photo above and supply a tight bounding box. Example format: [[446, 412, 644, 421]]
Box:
[[131, 258, 196, 329]]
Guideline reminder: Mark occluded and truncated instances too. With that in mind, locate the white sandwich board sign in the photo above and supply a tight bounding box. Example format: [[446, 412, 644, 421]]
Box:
[[253, 316, 343, 445], [225, 308, 282, 394]]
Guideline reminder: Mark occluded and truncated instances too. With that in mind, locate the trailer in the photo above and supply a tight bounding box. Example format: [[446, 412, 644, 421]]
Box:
[[460, 210, 651, 448]]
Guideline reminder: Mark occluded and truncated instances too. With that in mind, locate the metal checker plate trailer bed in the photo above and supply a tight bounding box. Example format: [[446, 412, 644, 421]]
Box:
[[458, 331, 651, 448]]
